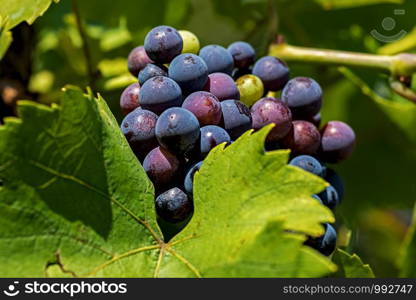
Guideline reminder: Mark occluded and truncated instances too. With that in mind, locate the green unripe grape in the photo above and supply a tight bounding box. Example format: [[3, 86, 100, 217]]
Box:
[[179, 30, 200, 54], [236, 75, 264, 106]]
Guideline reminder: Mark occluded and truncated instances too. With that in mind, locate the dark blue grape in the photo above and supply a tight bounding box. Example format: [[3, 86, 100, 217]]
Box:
[[200, 125, 231, 157], [305, 224, 337, 256], [318, 186, 339, 209], [127, 46, 154, 76], [138, 64, 168, 85], [143, 146, 180, 188], [144, 25, 183, 64], [282, 121, 321, 155], [250, 97, 292, 142], [120, 83, 141, 115], [325, 168, 345, 202], [289, 155, 324, 177], [182, 91, 222, 126], [155, 187, 193, 223], [282, 77, 323, 119], [320, 121, 356, 163], [168, 53, 208, 95], [203, 72, 240, 101], [220, 100, 252, 140], [155, 107, 200, 156], [121, 108, 158, 161], [199, 45, 234, 75], [227, 41, 256, 70], [184, 161, 203, 195], [253, 56, 289, 91], [312, 194, 323, 205], [139, 76, 182, 115]]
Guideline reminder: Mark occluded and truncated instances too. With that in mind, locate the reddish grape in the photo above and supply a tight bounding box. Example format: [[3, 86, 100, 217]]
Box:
[[320, 121, 356, 163], [182, 91, 222, 126], [127, 46, 153, 77], [143, 146, 180, 188], [282, 120, 321, 155], [203, 72, 240, 101], [120, 83, 141, 115]]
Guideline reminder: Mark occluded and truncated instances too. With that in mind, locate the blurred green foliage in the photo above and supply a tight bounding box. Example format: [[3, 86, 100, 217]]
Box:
[[1, 0, 416, 277]]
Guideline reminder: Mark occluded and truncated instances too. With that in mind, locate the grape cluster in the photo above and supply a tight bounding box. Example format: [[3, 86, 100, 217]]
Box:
[[120, 25, 356, 249]]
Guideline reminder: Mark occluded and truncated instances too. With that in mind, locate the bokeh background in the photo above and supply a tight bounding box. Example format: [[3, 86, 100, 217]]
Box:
[[1, 0, 415, 277]]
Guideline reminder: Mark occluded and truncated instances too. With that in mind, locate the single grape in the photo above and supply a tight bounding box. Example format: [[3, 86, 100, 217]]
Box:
[[155, 107, 200, 156], [127, 46, 154, 76], [320, 121, 356, 163], [155, 187, 193, 223], [250, 97, 292, 142], [220, 100, 252, 140], [312, 194, 323, 205], [168, 53, 208, 95], [200, 125, 231, 157], [139, 76, 182, 115], [138, 64, 168, 85], [203, 72, 240, 101], [121, 108, 158, 161], [236, 74, 264, 106], [282, 120, 321, 155], [227, 41, 256, 70], [120, 83, 141, 115], [144, 25, 183, 64], [178, 30, 200, 54], [143, 146, 180, 188], [318, 186, 339, 209], [282, 77, 323, 119], [182, 91, 222, 126], [184, 161, 203, 195], [305, 224, 337, 256], [252, 56, 289, 91], [289, 155, 324, 177], [199, 45, 234, 75], [325, 168, 345, 202]]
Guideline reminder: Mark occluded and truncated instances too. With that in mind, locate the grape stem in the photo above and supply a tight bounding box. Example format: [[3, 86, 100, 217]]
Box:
[[269, 43, 416, 77]]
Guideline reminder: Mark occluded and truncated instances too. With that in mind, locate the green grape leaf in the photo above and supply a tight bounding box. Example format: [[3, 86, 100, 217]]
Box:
[[0, 87, 336, 277], [333, 249, 375, 278], [314, 0, 403, 10], [400, 204, 416, 277], [0, 0, 60, 29], [0, 22, 12, 58], [339, 67, 416, 144]]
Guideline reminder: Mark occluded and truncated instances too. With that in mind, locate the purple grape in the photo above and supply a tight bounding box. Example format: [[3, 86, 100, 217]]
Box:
[[144, 25, 183, 64], [282, 77, 323, 119], [220, 100, 252, 140], [155, 107, 200, 156], [200, 125, 231, 157], [320, 121, 355, 163], [127, 46, 154, 76], [250, 97, 292, 142], [184, 161, 203, 196], [227, 41, 256, 70], [120, 83, 141, 115], [199, 45, 234, 75], [318, 186, 340, 209], [121, 108, 158, 160], [138, 64, 168, 85], [282, 120, 321, 155], [182, 91, 222, 126], [155, 187, 193, 223], [252, 56, 289, 91], [143, 146, 180, 188], [139, 76, 182, 115], [203, 72, 240, 101], [168, 53, 208, 95]]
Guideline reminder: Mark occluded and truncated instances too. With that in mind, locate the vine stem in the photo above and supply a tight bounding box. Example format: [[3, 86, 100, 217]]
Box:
[[71, 0, 97, 90], [269, 43, 416, 77]]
